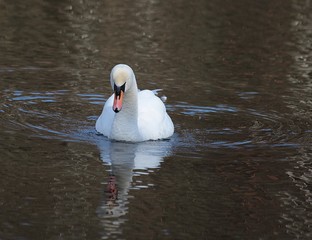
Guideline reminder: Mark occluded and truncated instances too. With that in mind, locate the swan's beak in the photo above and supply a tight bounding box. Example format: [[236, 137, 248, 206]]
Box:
[[113, 83, 125, 113]]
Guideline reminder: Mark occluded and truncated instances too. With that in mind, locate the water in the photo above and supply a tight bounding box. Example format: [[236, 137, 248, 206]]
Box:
[[1, 0, 312, 239]]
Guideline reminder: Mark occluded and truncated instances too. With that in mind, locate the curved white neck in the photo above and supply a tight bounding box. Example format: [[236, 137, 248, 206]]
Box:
[[110, 79, 141, 141]]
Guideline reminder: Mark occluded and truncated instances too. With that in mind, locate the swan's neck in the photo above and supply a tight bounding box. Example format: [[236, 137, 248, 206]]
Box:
[[110, 80, 141, 141]]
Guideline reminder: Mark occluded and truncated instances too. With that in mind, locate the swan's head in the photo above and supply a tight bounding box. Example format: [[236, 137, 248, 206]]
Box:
[[110, 64, 135, 113]]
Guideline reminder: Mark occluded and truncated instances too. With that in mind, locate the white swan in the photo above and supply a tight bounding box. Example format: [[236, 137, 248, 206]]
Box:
[[96, 64, 174, 142]]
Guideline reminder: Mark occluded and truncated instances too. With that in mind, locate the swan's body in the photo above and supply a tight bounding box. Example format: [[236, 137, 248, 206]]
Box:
[[96, 64, 174, 142]]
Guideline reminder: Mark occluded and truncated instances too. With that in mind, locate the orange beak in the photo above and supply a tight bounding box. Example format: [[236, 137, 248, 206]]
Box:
[[113, 90, 124, 113], [113, 83, 125, 113]]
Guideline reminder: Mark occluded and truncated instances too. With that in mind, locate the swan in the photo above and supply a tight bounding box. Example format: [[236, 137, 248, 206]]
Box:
[[95, 64, 174, 142]]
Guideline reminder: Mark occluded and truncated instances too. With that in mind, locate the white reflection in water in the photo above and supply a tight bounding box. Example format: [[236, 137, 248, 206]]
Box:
[[95, 139, 172, 237]]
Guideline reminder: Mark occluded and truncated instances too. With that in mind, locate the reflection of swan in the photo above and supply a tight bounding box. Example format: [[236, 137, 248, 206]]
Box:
[[95, 64, 174, 142], [96, 139, 172, 238]]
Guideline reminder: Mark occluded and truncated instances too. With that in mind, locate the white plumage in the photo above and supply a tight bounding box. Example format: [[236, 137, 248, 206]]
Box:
[[96, 64, 174, 142]]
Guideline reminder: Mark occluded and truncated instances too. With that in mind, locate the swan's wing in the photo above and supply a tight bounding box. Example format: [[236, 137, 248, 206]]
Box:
[[95, 94, 115, 137], [138, 90, 174, 140]]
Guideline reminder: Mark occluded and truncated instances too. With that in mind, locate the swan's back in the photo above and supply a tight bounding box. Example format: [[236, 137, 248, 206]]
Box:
[[138, 90, 174, 141]]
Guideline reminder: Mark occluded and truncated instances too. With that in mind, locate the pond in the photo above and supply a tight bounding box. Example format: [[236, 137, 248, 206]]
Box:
[[0, 0, 311, 239]]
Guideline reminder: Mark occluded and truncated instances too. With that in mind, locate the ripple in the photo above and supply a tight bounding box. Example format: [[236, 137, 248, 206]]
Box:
[[12, 95, 56, 102], [0, 66, 44, 72], [171, 102, 238, 116], [77, 93, 106, 105], [0, 88, 306, 152], [237, 91, 259, 99], [7, 90, 69, 104]]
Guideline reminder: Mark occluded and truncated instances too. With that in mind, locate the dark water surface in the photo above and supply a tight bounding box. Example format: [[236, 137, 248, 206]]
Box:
[[1, 0, 312, 239]]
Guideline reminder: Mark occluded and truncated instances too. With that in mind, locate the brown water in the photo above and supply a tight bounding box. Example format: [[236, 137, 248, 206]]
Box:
[[1, 0, 312, 239]]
